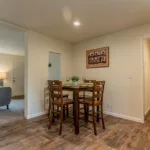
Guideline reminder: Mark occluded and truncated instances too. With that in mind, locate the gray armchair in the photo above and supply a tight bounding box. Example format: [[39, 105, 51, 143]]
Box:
[[0, 87, 12, 110]]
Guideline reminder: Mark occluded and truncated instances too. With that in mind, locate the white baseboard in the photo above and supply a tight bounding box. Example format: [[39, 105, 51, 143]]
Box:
[[25, 110, 143, 123], [26, 111, 48, 119], [104, 111, 143, 123], [145, 107, 150, 115]]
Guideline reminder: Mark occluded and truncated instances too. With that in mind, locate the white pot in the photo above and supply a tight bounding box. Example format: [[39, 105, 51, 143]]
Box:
[[73, 81, 78, 86]]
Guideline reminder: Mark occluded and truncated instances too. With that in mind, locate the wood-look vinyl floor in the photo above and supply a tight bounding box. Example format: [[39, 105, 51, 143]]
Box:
[[0, 112, 150, 150]]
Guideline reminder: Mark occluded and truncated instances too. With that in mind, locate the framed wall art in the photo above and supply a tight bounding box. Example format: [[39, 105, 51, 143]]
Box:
[[86, 47, 109, 68]]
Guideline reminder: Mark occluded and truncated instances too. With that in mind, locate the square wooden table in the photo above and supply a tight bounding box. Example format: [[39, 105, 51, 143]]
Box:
[[62, 85, 90, 135]]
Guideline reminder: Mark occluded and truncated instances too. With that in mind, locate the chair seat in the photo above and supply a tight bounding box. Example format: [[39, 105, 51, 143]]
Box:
[[62, 94, 68, 98], [53, 98, 73, 106], [53, 93, 68, 98], [79, 99, 101, 106], [79, 95, 92, 99]]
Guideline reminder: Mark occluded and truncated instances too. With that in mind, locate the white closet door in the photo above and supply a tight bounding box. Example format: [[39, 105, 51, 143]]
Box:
[[49, 52, 61, 80]]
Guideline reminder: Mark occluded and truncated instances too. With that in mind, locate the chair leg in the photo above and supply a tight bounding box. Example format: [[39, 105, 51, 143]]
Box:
[[87, 105, 89, 121], [100, 105, 105, 129], [48, 98, 52, 129], [57, 106, 59, 119], [63, 106, 65, 120], [48, 110, 52, 130], [92, 105, 97, 136], [84, 104, 87, 122], [67, 105, 69, 117], [7, 105, 9, 110], [66, 96, 69, 117], [73, 103, 76, 127], [48, 105, 50, 117], [59, 107, 63, 135], [96, 106, 100, 122], [48, 94, 51, 117], [52, 105, 55, 123]]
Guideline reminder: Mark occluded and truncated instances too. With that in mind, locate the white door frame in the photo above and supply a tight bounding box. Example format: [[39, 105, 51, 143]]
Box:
[[140, 36, 150, 123], [24, 31, 28, 119], [48, 51, 62, 80]]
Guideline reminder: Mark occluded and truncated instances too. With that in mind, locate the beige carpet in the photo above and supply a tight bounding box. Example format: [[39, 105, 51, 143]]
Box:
[[0, 99, 24, 125]]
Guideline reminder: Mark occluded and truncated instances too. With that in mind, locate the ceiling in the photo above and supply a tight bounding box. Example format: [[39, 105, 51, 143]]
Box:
[[0, 0, 150, 43]]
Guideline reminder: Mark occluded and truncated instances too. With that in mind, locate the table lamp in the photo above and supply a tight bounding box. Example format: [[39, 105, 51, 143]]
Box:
[[0, 72, 6, 87]]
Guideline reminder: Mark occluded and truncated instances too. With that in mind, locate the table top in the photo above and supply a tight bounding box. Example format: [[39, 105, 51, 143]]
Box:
[[62, 84, 93, 90]]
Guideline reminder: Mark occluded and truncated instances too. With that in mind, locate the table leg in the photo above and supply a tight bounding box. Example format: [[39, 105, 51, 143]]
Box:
[[48, 92, 52, 129], [73, 89, 79, 135]]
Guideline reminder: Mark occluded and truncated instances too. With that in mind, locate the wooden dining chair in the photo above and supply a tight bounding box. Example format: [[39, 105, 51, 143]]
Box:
[[79, 80, 96, 121], [48, 80, 69, 118], [79, 80, 96, 100], [48, 80, 74, 135], [79, 81, 105, 135]]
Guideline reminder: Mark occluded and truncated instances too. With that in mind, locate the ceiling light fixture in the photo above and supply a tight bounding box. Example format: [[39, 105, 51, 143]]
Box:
[[73, 21, 80, 27]]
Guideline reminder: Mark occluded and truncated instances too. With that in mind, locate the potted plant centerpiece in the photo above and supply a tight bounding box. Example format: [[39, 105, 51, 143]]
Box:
[[71, 76, 80, 86]]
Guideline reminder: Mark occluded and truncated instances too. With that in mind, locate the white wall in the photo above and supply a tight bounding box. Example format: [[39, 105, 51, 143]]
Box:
[[73, 23, 150, 123], [24, 23, 150, 122], [0, 22, 25, 56], [143, 39, 150, 115], [25, 31, 73, 118], [0, 53, 24, 95]]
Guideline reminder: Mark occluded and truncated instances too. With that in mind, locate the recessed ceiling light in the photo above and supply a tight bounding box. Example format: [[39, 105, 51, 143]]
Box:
[[73, 21, 80, 26]]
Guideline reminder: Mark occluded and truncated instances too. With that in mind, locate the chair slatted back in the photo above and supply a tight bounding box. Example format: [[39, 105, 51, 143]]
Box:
[[48, 80, 63, 104], [84, 80, 96, 92], [84, 80, 96, 83], [93, 81, 105, 103]]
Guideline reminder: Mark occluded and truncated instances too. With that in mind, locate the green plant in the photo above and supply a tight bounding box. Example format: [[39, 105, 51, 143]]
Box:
[[71, 76, 80, 82]]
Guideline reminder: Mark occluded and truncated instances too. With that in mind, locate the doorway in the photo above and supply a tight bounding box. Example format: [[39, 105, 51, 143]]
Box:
[[0, 54, 25, 125], [48, 52, 61, 80], [0, 21, 26, 125]]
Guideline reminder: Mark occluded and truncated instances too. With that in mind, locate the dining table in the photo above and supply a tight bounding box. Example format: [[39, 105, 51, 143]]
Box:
[[62, 84, 92, 135]]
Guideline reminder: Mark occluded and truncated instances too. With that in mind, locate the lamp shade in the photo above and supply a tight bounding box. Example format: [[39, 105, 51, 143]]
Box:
[[0, 72, 6, 80]]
